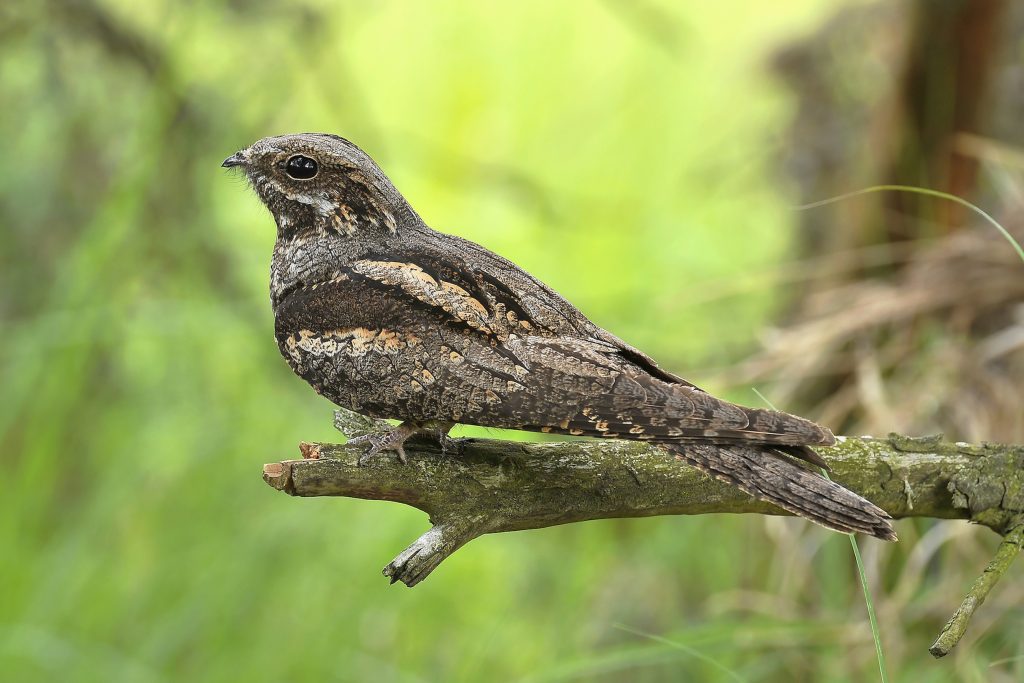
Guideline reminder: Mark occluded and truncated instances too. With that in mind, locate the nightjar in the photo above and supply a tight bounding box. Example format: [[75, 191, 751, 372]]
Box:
[[223, 133, 895, 540]]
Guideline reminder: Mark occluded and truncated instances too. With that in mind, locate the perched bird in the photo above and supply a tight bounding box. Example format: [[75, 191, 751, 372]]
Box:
[[223, 133, 896, 540]]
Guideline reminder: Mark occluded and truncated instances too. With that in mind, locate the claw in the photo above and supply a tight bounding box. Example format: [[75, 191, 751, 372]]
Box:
[[354, 442, 405, 466]]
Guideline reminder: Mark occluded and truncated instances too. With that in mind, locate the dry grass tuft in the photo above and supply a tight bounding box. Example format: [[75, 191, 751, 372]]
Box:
[[725, 218, 1024, 443]]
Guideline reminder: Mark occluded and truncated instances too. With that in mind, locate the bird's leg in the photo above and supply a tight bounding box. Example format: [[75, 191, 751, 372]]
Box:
[[428, 421, 461, 457], [348, 420, 455, 465]]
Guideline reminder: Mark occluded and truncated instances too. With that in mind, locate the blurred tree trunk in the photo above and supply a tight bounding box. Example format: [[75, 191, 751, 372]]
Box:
[[884, 0, 1007, 235], [776, 0, 1010, 256], [745, 0, 1024, 442]]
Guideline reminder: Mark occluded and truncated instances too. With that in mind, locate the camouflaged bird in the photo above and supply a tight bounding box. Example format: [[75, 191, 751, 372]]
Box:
[[223, 133, 896, 541]]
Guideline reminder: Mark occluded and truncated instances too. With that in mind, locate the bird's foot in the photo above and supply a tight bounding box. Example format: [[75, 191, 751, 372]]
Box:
[[349, 422, 418, 465], [426, 421, 462, 458], [349, 420, 454, 466], [437, 434, 466, 458]]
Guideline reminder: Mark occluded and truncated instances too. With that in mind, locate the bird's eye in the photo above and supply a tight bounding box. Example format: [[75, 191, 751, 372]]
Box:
[[285, 155, 318, 180]]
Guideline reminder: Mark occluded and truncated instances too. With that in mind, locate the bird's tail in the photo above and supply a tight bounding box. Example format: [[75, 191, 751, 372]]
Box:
[[666, 442, 897, 541]]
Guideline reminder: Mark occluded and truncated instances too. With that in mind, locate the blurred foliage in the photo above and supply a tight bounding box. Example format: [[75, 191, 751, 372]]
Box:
[[1, 1, 1020, 682]]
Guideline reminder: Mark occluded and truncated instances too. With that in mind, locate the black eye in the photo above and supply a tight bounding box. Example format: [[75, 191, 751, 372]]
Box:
[[285, 155, 318, 180]]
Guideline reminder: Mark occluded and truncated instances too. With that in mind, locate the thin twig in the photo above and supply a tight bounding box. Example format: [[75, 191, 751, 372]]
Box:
[[929, 519, 1024, 658]]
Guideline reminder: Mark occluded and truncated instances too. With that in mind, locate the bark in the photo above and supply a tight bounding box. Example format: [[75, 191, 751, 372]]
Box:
[[262, 410, 1024, 656]]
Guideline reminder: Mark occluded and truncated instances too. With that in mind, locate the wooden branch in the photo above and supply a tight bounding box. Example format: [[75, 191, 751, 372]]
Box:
[[262, 410, 1024, 656], [929, 517, 1024, 658]]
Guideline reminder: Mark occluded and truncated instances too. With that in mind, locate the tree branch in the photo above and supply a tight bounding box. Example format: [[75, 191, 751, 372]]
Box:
[[261, 410, 1024, 655]]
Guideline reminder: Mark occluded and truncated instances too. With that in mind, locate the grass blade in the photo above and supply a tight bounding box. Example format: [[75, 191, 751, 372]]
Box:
[[612, 623, 746, 683], [751, 388, 889, 683], [795, 184, 1024, 265]]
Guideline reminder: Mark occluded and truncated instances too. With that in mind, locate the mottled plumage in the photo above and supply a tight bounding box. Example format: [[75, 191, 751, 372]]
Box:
[[223, 133, 896, 540]]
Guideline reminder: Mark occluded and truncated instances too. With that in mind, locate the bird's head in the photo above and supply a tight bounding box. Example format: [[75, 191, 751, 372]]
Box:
[[223, 133, 407, 238]]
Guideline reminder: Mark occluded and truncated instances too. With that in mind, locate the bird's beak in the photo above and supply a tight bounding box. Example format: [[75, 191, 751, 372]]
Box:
[[221, 151, 247, 168]]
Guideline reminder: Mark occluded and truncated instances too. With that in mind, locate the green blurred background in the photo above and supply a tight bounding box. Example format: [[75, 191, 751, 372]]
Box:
[[3, 1, 1022, 682]]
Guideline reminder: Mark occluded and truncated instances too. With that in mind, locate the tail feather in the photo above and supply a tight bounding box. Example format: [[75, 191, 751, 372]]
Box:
[[668, 442, 897, 541]]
